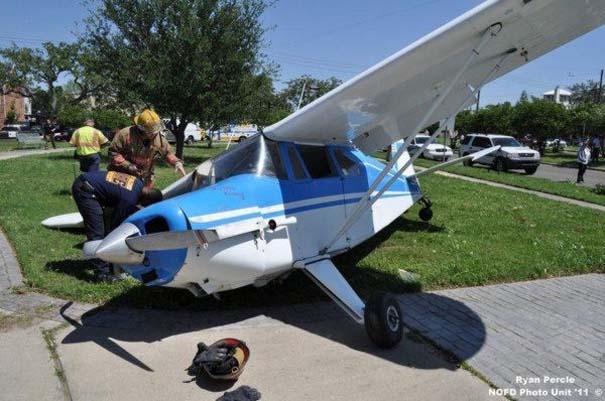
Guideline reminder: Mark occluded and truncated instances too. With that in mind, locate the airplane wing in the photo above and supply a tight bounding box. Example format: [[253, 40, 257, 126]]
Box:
[[264, 0, 605, 154]]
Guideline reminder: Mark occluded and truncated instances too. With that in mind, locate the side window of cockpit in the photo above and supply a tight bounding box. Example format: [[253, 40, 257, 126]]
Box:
[[296, 145, 337, 179], [287, 146, 308, 180], [266, 141, 287, 180], [334, 149, 360, 177]]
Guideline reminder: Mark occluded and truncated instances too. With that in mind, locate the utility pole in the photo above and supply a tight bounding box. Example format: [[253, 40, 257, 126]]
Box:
[[296, 80, 308, 111], [598, 68, 603, 103], [475, 89, 481, 112]]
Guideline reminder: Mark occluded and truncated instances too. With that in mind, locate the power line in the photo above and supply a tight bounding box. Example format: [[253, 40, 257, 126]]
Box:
[[278, 0, 447, 44]]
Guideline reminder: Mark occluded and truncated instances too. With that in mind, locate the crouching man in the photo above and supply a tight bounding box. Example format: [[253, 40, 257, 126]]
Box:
[[71, 170, 163, 282]]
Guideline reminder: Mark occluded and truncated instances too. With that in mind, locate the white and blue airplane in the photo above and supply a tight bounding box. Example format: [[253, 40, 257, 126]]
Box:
[[44, 0, 605, 348]]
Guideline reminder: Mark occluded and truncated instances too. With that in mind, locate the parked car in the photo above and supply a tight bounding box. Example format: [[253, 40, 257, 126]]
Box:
[[224, 124, 259, 142], [162, 122, 204, 144], [53, 127, 75, 142], [546, 139, 567, 150], [459, 134, 540, 175], [408, 134, 454, 161], [0, 124, 26, 139]]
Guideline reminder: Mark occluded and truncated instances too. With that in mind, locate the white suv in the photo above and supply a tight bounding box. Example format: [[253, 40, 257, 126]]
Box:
[[459, 134, 540, 175]]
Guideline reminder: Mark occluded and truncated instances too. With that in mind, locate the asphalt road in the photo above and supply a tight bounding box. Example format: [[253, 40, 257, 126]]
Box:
[[533, 163, 605, 187], [470, 162, 605, 188]]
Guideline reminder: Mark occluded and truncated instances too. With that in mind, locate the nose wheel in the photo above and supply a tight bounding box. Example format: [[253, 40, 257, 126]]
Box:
[[418, 197, 433, 222], [364, 292, 404, 348]]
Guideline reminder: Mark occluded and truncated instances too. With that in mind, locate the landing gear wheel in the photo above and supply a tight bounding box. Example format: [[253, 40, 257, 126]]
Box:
[[419, 207, 433, 222], [364, 292, 404, 348], [418, 197, 433, 222], [463, 153, 473, 167]]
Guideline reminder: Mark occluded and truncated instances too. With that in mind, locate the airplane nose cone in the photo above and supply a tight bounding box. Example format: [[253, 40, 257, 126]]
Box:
[[95, 222, 145, 265]]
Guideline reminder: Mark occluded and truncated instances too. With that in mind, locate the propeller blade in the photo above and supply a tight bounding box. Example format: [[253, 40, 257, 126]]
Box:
[[125, 231, 204, 252]]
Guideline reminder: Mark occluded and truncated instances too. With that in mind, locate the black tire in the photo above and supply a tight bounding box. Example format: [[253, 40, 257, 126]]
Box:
[[238, 136, 247, 142], [364, 292, 404, 348], [462, 153, 473, 167], [494, 157, 506, 173], [419, 207, 433, 222], [185, 136, 194, 145], [525, 166, 538, 175]]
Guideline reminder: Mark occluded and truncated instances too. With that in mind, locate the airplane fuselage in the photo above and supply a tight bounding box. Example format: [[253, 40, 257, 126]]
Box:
[[118, 138, 422, 296]]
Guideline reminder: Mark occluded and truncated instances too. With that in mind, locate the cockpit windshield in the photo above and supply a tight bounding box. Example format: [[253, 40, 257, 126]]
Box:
[[194, 134, 285, 188]]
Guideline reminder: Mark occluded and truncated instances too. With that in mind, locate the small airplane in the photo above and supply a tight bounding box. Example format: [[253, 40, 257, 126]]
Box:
[[43, 0, 605, 348]]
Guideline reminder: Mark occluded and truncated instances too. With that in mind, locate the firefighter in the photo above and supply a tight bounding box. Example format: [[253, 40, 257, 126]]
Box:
[[108, 109, 186, 187], [71, 170, 163, 282]]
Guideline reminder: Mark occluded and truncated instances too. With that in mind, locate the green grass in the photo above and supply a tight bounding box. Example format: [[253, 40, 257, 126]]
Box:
[[410, 156, 605, 205], [0, 144, 603, 310]]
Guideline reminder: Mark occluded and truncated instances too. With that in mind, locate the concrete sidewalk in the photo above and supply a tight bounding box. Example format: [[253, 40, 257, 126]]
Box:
[[435, 170, 605, 212], [53, 304, 498, 401], [0, 147, 71, 161]]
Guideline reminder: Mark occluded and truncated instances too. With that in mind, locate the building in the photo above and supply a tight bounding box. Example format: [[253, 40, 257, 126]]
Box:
[[0, 89, 31, 127], [543, 87, 572, 108]]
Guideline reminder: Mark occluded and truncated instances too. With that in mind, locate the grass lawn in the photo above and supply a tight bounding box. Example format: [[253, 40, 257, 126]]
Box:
[[409, 155, 605, 205], [0, 144, 603, 310]]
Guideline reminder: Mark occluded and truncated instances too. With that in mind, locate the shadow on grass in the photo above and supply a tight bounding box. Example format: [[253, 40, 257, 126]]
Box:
[[53, 189, 72, 196], [47, 259, 96, 282]]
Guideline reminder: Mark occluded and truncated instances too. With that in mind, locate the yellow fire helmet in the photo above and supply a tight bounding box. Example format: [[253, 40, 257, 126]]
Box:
[[134, 109, 162, 136]]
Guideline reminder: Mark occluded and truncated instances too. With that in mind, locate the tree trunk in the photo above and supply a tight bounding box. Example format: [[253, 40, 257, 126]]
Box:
[[537, 139, 546, 156], [49, 83, 57, 116], [175, 119, 188, 160]]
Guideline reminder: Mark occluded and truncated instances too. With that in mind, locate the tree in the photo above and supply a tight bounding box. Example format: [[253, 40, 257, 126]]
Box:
[[512, 99, 569, 155], [569, 80, 602, 105], [569, 103, 605, 138], [0, 42, 79, 115], [518, 90, 529, 104], [58, 104, 131, 131], [5, 101, 17, 124], [279, 75, 342, 111], [83, 0, 272, 159], [480, 103, 514, 136]]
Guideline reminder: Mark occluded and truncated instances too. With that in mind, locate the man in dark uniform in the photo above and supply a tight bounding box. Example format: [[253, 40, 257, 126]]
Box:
[[43, 118, 57, 149], [71, 170, 163, 281]]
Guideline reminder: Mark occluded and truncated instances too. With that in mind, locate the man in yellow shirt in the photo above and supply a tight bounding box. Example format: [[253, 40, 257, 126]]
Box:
[[70, 118, 109, 172]]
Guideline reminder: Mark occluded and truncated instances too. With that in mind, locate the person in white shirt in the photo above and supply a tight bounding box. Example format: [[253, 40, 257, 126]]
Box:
[[577, 141, 591, 184]]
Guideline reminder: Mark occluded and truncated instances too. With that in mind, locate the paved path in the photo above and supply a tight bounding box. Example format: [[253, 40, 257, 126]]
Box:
[[0, 147, 71, 161], [0, 324, 66, 401], [400, 274, 605, 401], [0, 228, 22, 291], [54, 303, 499, 401], [435, 171, 605, 212]]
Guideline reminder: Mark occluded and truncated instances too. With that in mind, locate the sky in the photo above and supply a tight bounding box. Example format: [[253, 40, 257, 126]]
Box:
[[2, 0, 604, 106]]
